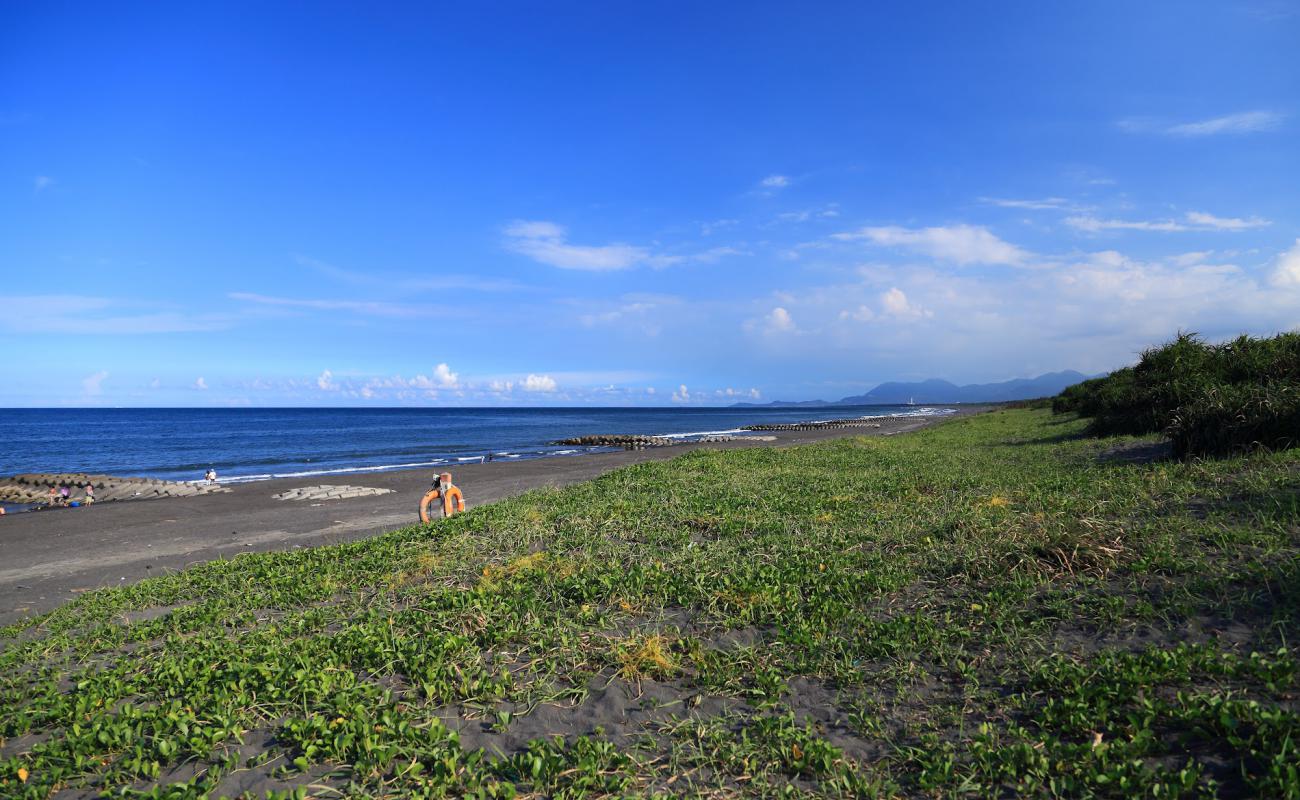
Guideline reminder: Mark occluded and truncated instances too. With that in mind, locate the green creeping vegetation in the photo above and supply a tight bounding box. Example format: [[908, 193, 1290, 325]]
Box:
[[1053, 331, 1300, 458], [2, 409, 1298, 798]]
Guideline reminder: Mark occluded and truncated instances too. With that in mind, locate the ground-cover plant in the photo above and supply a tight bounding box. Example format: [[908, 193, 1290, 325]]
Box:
[[1054, 330, 1300, 457], [1, 408, 1297, 798]]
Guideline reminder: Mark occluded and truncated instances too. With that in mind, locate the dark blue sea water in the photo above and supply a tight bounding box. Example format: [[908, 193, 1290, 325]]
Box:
[[0, 406, 952, 483]]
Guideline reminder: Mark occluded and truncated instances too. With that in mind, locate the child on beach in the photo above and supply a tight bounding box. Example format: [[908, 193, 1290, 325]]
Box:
[[83, 484, 95, 505]]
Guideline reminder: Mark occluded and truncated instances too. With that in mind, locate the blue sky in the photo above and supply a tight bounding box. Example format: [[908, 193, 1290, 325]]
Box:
[[2, 1, 1298, 407]]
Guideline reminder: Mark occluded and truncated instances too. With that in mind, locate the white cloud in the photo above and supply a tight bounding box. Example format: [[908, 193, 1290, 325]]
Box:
[[504, 220, 565, 239], [229, 292, 436, 317], [646, 387, 656, 395], [1066, 216, 1188, 233], [488, 379, 514, 393], [504, 220, 648, 271], [839, 305, 875, 322], [1183, 211, 1271, 231], [432, 362, 459, 388], [766, 307, 795, 333], [1271, 239, 1300, 287], [194, 377, 209, 390], [34, 175, 54, 191], [761, 175, 790, 188], [880, 287, 930, 319], [523, 373, 557, 392], [1166, 111, 1283, 136], [716, 387, 761, 399], [1067, 211, 1272, 233], [149, 378, 162, 389], [82, 370, 109, 396], [671, 384, 690, 403], [777, 206, 840, 223], [316, 370, 337, 390], [979, 197, 1071, 210], [504, 220, 739, 271], [834, 224, 1030, 266], [1119, 111, 1284, 136]]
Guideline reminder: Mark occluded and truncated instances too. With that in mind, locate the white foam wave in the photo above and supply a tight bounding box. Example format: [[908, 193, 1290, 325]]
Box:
[[657, 427, 748, 439], [218, 458, 451, 484]]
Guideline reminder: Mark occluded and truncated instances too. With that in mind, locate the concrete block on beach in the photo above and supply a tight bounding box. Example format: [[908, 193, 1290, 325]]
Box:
[[272, 485, 395, 502], [0, 473, 231, 506]]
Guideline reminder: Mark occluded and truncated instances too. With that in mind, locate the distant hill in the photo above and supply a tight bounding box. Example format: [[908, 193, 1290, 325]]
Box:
[[733, 370, 1092, 407]]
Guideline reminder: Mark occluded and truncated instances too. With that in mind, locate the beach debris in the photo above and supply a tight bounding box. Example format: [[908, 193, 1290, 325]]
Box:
[[419, 472, 465, 522], [743, 418, 885, 431], [0, 473, 230, 505], [272, 485, 395, 502]]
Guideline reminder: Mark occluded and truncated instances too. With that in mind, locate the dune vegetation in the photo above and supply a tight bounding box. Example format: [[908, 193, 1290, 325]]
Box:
[[2, 408, 1298, 798], [1053, 331, 1300, 458]]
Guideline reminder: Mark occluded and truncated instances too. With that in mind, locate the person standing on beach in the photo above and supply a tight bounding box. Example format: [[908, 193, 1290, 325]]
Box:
[[47, 486, 58, 507], [83, 484, 95, 505], [204, 468, 217, 485]]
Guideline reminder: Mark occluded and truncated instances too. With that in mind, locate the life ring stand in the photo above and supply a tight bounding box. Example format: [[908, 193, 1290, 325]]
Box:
[[419, 471, 465, 523]]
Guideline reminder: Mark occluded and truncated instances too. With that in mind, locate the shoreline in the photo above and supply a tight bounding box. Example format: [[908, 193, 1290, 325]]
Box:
[[0, 409, 985, 625], [0, 406, 962, 490]]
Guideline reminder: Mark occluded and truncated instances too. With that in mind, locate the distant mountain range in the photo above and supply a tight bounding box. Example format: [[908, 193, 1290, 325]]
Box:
[[732, 370, 1093, 407]]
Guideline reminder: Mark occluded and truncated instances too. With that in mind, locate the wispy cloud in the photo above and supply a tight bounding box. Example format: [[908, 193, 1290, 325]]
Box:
[[1120, 110, 1284, 136], [228, 292, 440, 317], [776, 205, 840, 223], [34, 175, 54, 192], [833, 224, 1031, 266], [0, 295, 229, 334], [761, 174, 790, 188], [1066, 211, 1271, 233], [1183, 211, 1271, 231], [978, 196, 1072, 210], [504, 220, 649, 271], [700, 218, 739, 236], [1066, 216, 1189, 233], [294, 254, 527, 293], [503, 221, 740, 271]]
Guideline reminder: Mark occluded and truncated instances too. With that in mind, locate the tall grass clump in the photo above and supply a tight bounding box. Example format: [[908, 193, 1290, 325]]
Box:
[[1054, 330, 1300, 457]]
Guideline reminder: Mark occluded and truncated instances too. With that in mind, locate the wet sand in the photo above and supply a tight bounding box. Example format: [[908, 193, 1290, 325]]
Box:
[[0, 411, 983, 625]]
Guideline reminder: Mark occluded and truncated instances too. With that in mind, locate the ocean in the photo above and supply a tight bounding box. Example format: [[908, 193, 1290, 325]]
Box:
[[0, 406, 953, 484]]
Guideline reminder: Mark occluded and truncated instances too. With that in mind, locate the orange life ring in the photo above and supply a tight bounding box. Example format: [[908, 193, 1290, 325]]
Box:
[[419, 474, 465, 523]]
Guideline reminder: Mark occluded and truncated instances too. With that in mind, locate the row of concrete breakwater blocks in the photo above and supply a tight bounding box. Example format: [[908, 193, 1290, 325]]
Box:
[[741, 418, 886, 431], [552, 432, 785, 450], [0, 473, 232, 504]]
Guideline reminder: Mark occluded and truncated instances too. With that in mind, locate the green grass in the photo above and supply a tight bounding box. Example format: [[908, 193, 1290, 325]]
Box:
[[2, 409, 1298, 798]]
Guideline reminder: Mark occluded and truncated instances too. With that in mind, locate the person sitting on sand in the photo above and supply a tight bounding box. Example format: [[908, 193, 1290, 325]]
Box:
[[59, 485, 70, 504], [47, 486, 58, 507], [83, 484, 95, 505]]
